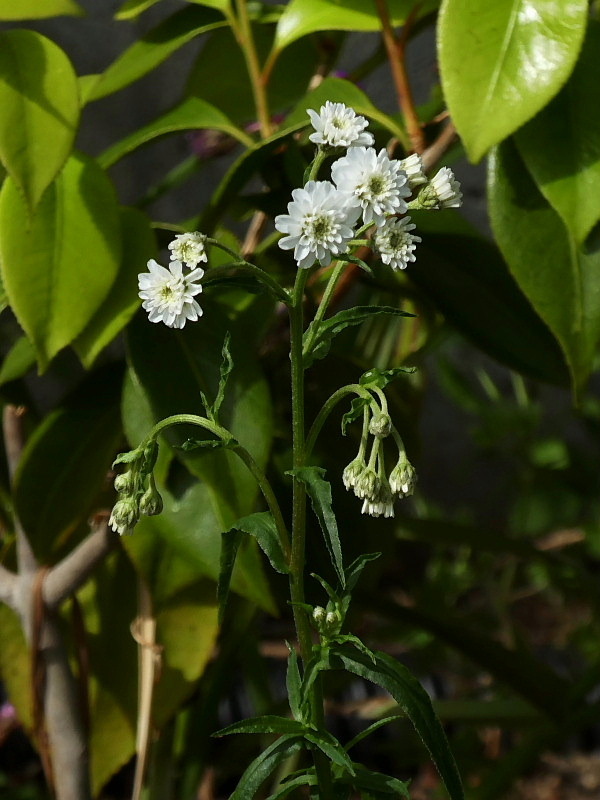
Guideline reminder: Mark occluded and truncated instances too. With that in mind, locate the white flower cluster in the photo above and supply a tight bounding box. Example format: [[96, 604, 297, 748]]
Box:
[[138, 232, 206, 329], [275, 102, 461, 272]]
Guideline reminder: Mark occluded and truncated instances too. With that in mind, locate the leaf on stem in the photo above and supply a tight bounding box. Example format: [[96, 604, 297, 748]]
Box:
[[228, 735, 304, 800], [286, 646, 303, 722], [341, 396, 370, 436], [303, 306, 414, 368], [214, 715, 308, 737], [288, 467, 345, 587]]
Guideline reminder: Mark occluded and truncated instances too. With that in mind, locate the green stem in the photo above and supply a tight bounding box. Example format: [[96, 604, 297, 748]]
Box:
[[143, 415, 290, 559], [204, 244, 291, 305], [301, 260, 345, 360], [308, 148, 327, 181], [305, 384, 376, 459], [232, 0, 271, 137]]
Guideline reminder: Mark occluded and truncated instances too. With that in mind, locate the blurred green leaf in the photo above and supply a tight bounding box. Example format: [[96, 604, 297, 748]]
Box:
[[85, 6, 227, 102], [0, 0, 83, 17], [0, 605, 32, 729], [230, 735, 304, 800], [0, 30, 79, 210], [516, 21, 600, 244], [407, 210, 570, 386], [215, 715, 307, 736], [439, 0, 588, 161], [13, 363, 123, 561], [99, 97, 251, 168], [274, 0, 436, 51], [74, 207, 155, 368], [488, 139, 600, 394], [0, 336, 36, 386], [0, 154, 122, 369]]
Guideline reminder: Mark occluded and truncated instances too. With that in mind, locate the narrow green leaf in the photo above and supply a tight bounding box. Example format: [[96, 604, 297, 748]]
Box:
[[86, 6, 227, 102], [218, 527, 242, 623], [214, 715, 307, 737], [304, 730, 356, 775], [229, 512, 289, 574], [344, 715, 405, 752], [99, 96, 250, 168], [331, 642, 464, 800], [345, 552, 381, 593], [0, 336, 36, 386], [350, 765, 410, 797], [0, 0, 83, 18], [341, 396, 369, 436], [13, 363, 123, 560], [213, 331, 233, 420], [406, 210, 570, 386], [74, 206, 155, 368], [289, 466, 345, 587], [286, 646, 303, 722], [303, 306, 414, 368], [275, 0, 435, 50], [359, 365, 416, 389], [515, 20, 600, 244], [488, 139, 600, 394], [0, 30, 80, 210], [115, 0, 163, 18], [439, 0, 588, 161], [0, 154, 121, 369], [264, 773, 316, 800], [229, 735, 304, 800]]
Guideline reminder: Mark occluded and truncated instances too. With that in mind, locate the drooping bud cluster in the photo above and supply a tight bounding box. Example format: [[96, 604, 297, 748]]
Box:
[[343, 402, 416, 519], [109, 440, 163, 536]]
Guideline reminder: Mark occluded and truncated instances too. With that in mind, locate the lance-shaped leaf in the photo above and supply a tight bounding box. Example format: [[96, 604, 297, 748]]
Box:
[[303, 306, 414, 368], [305, 730, 356, 775], [0, 30, 80, 210], [218, 512, 288, 622], [515, 21, 600, 245], [0, 153, 121, 369], [330, 642, 464, 800], [286, 647, 303, 722], [0, 336, 36, 386], [85, 5, 227, 102], [117, 0, 230, 18], [0, 0, 83, 18], [488, 139, 600, 395], [264, 773, 316, 800], [439, 0, 588, 161], [214, 716, 307, 737], [347, 765, 410, 797], [229, 735, 304, 800], [288, 466, 345, 587]]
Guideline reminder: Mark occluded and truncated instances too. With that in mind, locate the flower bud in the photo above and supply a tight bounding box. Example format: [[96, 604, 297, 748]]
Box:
[[354, 466, 379, 500], [342, 457, 366, 491], [114, 471, 136, 495], [109, 497, 140, 536], [312, 606, 326, 625], [389, 457, 417, 498], [141, 440, 159, 474], [368, 412, 392, 438], [139, 483, 163, 517]]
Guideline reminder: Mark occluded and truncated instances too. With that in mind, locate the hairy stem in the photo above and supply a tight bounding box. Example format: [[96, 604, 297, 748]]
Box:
[[232, 0, 272, 137], [305, 385, 376, 459]]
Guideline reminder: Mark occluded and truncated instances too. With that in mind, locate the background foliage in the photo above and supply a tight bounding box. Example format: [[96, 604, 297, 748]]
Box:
[[1, 1, 600, 798]]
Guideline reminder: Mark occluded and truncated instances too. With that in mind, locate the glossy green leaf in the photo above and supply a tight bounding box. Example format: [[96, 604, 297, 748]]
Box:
[[0, 30, 80, 210], [214, 715, 307, 737], [275, 0, 433, 51], [349, 765, 410, 797], [515, 21, 600, 244], [115, 0, 164, 18], [330, 642, 464, 800], [230, 735, 304, 800], [264, 773, 316, 800], [488, 139, 600, 394], [0, 336, 36, 386], [13, 363, 123, 560], [305, 730, 356, 774], [74, 207, 155, 367], [289, 466, 345, 587], [406, 210, 570, 386], [439, 0, 588, 161], [99, 97, 251, 168], [303, 306, 414, 367], [85, 6, 227, 102], [0, 154, 122, 369], [0, 0, 83, 20]]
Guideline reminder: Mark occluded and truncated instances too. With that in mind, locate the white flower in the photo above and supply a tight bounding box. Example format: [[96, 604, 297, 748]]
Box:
[[308, 102, 374, 149], [361, 495, 395, 519], [400, 153, 427, 189], [389, 457, 416, 497], [374, 216, 422, 271], [168, 231, 208, 268], [417, 166, 462, 209], [331, 147, 411, 226], [275, 181, 360, 269], [109, 497, 139, 536], [138, 259, 204, 328]]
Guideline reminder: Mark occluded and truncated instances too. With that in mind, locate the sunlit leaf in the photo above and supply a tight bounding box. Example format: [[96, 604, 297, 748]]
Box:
[[0, 0, 83, 21], [0, 336, 36, 386]]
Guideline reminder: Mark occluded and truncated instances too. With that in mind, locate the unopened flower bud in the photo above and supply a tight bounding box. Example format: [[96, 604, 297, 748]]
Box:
[[342, 457, 366, 491], [354, 466, 379, 500], [114, 471, 135, 494], [139, 483, 163, 517], [369, 412, 392, 438], [109, 497, 140, 536], [389, 457, 416, 498], [312, 606, 326, 625], [413, 167, 462, 210], [400, 153, 427, 189], [141, 440, 159, 474]]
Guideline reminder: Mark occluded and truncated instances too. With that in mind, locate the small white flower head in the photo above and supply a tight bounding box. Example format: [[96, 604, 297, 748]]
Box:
[[400, 153, 427, 189], [369, 412, 392, 439], [312, 606, 327, 625], [361, 483, 395, 519], [168, 231, 208, 268], [308, 101, 374, 149], [354, 466, 379, 501], [109, 497, 140, 536], [389, 456, 417, 498], [374, 216, 422, 271], [275, 180, 360, 269], [331, 147, 411, 226], [138, 259, 204, 329], [417, 166, 463, 209], [342, 456, 367, 491]]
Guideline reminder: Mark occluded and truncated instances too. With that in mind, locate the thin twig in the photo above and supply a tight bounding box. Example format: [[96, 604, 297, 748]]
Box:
[[422, 120, 457, 172]]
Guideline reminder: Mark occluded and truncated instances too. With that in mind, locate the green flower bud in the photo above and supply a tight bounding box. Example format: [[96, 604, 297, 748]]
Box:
[[312, 606, 326, 625], [389, 457, 416, 498], [354, 466, 379, 501], [141, 440, 159, 474], [114, 470, 136, 495], [368, 412, 392, 438], [139, 483, 163, 517], [342, 457, 366, 491], [109, 497, 140, 536]]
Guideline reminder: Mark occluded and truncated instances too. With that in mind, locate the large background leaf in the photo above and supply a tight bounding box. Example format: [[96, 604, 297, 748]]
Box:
[[0, 154, 122, 368], [439, 0, 588, 161], [0, 0, 83, 17], [0, 30, 80, 210], [488, 139, 600, 394]]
